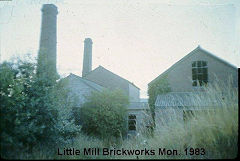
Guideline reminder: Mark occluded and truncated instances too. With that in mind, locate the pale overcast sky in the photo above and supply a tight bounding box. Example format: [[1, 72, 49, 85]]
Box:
[[0, 0, 239, 98]]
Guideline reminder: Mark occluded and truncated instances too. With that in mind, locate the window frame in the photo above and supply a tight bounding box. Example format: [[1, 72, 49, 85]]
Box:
[[192, 60, 208, 87], [128, 114, 137, 131]]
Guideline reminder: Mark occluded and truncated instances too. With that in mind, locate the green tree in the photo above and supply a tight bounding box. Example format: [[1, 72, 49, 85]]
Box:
[[76, 89, 129, 143], [0, 58, 80, 158]]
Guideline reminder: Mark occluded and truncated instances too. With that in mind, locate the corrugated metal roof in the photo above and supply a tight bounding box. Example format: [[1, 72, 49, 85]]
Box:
[[155, 92, 223, 108]]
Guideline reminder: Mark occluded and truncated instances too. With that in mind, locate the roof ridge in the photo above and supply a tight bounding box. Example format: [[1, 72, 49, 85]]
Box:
[[199, 47, 238, 69], [148, 46, 200, 85], [67, 73, 104, 91], [148, 46, 238, 86], [87, 65, 140, 89]]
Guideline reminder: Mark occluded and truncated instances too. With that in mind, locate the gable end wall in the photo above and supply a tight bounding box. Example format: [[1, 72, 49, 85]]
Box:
[[167, 50, 238, 92]]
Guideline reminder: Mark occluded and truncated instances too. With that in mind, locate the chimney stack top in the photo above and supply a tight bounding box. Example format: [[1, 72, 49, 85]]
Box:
[[82, 38, 93, 77], [42, 4, 58, 14], [84, 38, 93, 44]]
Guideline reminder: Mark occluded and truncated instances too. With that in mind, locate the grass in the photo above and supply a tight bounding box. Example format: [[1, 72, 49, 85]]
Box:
[[58, 82, 238, 159], [2, 82, 238, 159]]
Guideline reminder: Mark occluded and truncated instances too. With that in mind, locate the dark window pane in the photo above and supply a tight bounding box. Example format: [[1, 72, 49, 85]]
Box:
[[129, 123, 135, 126], [192, 61, 208, 87], [198, 68, 202, 73], [128, 115, 136, 131], [192, 62, 196, 67], [128, 119, 136, 130], [192, 68, 197, 74], [192, 74, 197, 80], [129, 115, 136, 119], [197, 61, 201, 67], [129, 120, 136, 124], [129, 125, 136, 131], [198, 74, 203, 81]]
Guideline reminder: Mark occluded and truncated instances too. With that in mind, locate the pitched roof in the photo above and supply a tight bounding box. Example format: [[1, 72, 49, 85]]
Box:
[[86, 65, 140, 89], [63, 73, 104, 91], [148, 46, 238, 86], [155, 91, 223, 108]]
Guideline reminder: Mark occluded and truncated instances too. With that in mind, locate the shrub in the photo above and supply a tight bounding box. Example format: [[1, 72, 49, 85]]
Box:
[[0, 58, 80, 158], [1, 78, 237, 159], [76, 89, 129, 144]]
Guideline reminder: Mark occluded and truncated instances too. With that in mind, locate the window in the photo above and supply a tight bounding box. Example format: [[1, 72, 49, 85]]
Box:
[[183, 110, 194, 122], [192, 61, 208, 86], [128, 114, 136, 131]]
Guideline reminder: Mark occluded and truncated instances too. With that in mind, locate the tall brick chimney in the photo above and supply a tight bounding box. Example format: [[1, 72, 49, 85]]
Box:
[[37, 4, 58, 78], [82, 38, 93, 77]]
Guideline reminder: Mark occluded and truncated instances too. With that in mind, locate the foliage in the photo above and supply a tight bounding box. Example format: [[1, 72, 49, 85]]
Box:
[[71, 81, 237, 159], [75, 89, 129, 144], [1, 72, 237, 159], [147, 74, 171, 126], [0, 57, 80, 158], [146, 81, 238, 159]]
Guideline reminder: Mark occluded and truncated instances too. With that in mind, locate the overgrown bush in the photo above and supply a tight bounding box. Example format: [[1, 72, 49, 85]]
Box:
[[63, 82, 238, 159], [1, 77, 237, 159], [0, 58, 80, 158], [133, 81, 238, 159], [75, 89, 129, 145]]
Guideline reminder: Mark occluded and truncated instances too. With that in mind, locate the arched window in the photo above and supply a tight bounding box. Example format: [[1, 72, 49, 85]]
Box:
[[192, 61, 208, 86]]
